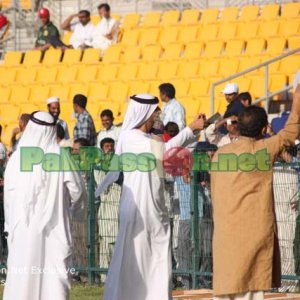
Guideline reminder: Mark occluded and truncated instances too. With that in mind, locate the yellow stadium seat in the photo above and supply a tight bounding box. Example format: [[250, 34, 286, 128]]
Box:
[[198, 24, 218, 41], [200, 8, 219, 24], [20, 103, 39, 114], [122, 13, 140, 29], [269, 74, 287, 93], [282, 2, 300, 19], [2, 123, 18, 147], [56, 66, 78, 83], [29, 86, 50, 105], [177, 61, 199, 78], [161, 10, 180, 26], [237, 22, 259, 39], [137, 63, 159, 80], [181, 97, 200, 118], [189, 79, 210, 97], [99, 101, 120, 117], [90, 15, 100, 25], [128, 81, 150, 96], [239, 5, 259, 21], [42, 49, 62, 65], [260, 4, 279, 20], [258, 20, 280, 38], [76, 65, 98, 83], [279, 19, 300, 37], [141, 11, 161, 27], [148, 81, 161, 98], [62, 49, 82, 64], [0, 86, 10, 104], [102, 45, 122, 63], [269, 59, 280, 74], [279, 56, 300, 75], [203, 41, 224, 58], [218, 59, 239, 77], [142, 45, 162, 61], [225, 40, 245, 57], [117, 63, 138, 81], [9, 86, 30, 104], [50, 85, 70, 103], [108, 82, 129, 102], [220, 7, 238, 22], [139, 28, 160, 46], [182, 42, 203, 60], [62, 31, 73, 45], [198, 60, 220, 78], [249, 75, 266, 98], [266, 37, 286, 56], [235, 77, 251, 92], [3, 51, 22, 66], [217, 23, 237, 40], [288, 36, 300, 50], [81, 48, 101, 64], [122, 47, 141, 63], [159, 27, 179, 48], [120, 29, 140, 47], [169, 79, 190, 97], [86, 103, 101, 120], [238, 57, 262, 74], [162, 43, 183, 60], [244, 38, 266, 56], [157, 62, 178, 80], [0, 68, 16, 85], [97, 64, 119, 82], [69, 83, 88, 99], [59, 103, 74, 121], [15, 67, 37, 84], [21, 0, 32, 10], [178, 26, 199, 45], [0, 105, 20, 125], [181, 9, 200, 25], [23, 50, 42, 66], [88, 83, 109, 102]]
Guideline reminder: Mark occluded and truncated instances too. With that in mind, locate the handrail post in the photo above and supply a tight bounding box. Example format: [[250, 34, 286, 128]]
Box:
[[264, 64, 269, 113], [210, 84, 215, 115]]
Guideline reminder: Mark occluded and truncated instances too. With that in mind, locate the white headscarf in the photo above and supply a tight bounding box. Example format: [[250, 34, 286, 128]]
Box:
[[5, 111, 60, 240]]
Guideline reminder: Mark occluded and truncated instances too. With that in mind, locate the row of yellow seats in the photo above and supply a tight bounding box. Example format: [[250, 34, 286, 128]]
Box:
[[0, 0, 32, 9], [92, 3, 300, 29], [119, 19, 300, 48]]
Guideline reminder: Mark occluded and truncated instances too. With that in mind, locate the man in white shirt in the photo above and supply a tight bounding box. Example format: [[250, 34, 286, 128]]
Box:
[[92, 3, 119, 51], [97, 109, 121, 148], [61, 10, 94, 49], [159, 83, 186, 131], [47, 97, 70, 139]]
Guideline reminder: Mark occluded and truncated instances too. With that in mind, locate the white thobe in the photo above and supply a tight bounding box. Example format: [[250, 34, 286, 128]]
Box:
[[161, 98, 186, 131], [3, 152, 86, 300], [70, 22, 95, 49], [92, 18, 119, 51], [96, 125, 121, 147], [204, 123, 238, 147], [99, 126, 196, 300]]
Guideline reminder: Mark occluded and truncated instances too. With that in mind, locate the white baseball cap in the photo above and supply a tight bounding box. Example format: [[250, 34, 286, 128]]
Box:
[[46, 96, 60, 105], [222, 83, 239, 95]]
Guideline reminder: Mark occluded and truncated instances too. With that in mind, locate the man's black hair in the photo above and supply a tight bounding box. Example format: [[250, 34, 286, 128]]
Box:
[[100, 109, 114, 119], [238, 92, 252, 105], [238, 106, 268, 138], [74, 138, 90, 147], [159, 83, 176, 99], [56, 124, 65, 140], [98, 3, 110, 11], [100, 137, 115, 150], [79, 10, 91, 17]]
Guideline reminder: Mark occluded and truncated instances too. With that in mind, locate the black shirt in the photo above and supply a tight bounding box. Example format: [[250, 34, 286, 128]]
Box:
[[223, 99, 245, 119]]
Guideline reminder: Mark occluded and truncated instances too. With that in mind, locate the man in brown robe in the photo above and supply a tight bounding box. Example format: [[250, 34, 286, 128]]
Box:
[[211, 85, 300, 300]]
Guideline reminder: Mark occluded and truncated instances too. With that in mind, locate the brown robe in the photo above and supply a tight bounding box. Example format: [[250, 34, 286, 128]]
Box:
[[211, 112, 300, 296]]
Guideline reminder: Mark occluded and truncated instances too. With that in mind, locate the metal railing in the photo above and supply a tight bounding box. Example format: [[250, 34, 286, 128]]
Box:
[[210, 47, 300, 115]]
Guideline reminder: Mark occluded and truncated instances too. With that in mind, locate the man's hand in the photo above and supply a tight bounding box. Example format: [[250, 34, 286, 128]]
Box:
[[105, 33, 113, 40], [292, 84, 300, 115], [188, 114, 206, 132], [12, 127, 20, 137]]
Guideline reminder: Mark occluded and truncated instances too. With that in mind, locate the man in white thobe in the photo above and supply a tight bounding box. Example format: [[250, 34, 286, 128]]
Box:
[[61, 10, 94, 49], [3, 111, 86, 300], [92, 3, 119, 51], [159, 83, 186, 131], [95, 94, 205, 300]]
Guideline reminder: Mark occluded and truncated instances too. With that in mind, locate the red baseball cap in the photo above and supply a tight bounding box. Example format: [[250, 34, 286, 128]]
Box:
[[0, 14, 8, 29], [38, 8, 50, 18]]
